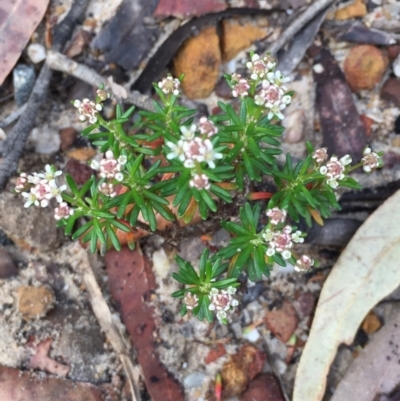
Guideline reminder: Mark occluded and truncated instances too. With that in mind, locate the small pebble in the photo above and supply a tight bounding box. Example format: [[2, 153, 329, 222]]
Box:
[[13, 64, 36, 106], [183, 372, 206, 389], [31, 125, 61, 154], [17, 285, 55, 320], [27, 43, 47, 64], [344, 45, 388, 91], [243, 327, 261, 342]]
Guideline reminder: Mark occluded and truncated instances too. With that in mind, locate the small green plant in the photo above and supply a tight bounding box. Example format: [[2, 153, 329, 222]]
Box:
[[14, 53, 383, 323]]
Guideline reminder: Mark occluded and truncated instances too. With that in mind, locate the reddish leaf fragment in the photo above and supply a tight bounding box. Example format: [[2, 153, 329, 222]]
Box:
[[0, 365, 109, 401], [0, 0, 50, 85], [154, 0, 227, 18], [205, 344, 227, 364], [265, 301, 299, 343], [28, 338, 70, 377], [241, 373, 285, 401], [105, 247, 184, 401], [313, 48, 368, 161]]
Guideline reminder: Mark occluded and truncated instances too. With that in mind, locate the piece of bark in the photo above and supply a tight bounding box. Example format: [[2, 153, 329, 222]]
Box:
[[154, 0, 227, 18], [313, 48, 367, 161], [0, 365, 110, 401], [132, 8, 279, 93], [91, 0, 159, 71], [105, 247, 184, 401], [337, 22, 398, 46], [277, 7, 329, 75], [240, 373, 285, 401], [330, 311, 400, 401]]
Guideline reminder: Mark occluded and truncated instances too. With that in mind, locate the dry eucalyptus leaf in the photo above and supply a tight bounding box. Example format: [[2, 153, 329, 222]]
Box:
[[0, 0, 50, 85], [293, 189, 400, 401], [330, 310, 400, 401]]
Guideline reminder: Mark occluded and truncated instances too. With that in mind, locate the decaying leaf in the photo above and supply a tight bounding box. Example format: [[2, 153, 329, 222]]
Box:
[[330, 310, 400, 401], [105, 246, 185, 401], [313, 48, 367, 161], [293, 189, 400, 401], [0, 365, 109, 401], [154, 0, 227, 18], [0, 0, 50, 85]]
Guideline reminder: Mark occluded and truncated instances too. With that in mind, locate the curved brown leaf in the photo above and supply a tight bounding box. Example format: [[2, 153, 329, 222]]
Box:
[[0, 0, 49, 85]]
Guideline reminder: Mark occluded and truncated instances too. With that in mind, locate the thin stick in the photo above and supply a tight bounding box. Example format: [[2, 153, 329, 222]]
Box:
[[0, 0, 90, 190], [46, 51, 154, 111], [267, 0, 339, 55], [63, 242, 142, 401]]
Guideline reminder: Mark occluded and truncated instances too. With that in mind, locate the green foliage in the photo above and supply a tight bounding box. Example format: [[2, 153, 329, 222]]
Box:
[[18, 59, 382, 323]]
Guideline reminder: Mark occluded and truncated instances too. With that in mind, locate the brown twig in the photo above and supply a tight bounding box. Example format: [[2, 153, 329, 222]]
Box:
[[0, 0, 90, 190]]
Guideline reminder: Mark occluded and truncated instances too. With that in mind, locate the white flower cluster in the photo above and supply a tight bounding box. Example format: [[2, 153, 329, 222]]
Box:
[[361, 146, 382, 173], [294, 255, 314, 272], [246, 54, 277, 81], [166, 123, 223, 190], [74, 99, 103, 124], [15, 165, 73, 220], [91, 151, 126, 180], [231, 54, 291, 120], [263, 207, 304, 260], [263, 225, 304, 260], [74, 88, 111, 124], [318, 153, 352, 189], [90, 151, 127, 197], [254, 76, 292, 120], [158, 76, 180, 96], [208, 286, 239, 321]]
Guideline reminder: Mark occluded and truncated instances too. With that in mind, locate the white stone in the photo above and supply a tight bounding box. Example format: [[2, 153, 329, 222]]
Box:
[[27, 43, 47, 64], [243, 327, 261, 342], [30, 125, 61, 154], [152, 248, 170, 279], [183, 372, 206, 389]]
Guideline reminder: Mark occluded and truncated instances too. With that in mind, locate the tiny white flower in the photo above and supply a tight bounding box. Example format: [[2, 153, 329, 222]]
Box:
[[115, 173, 124, 182], [340, 154, 352, 166], [22, 191, 39, 208], [180, 124, 196, 141], [266, 247, 275, 256], [90, 160, 100, 170], [216, 310, 227, 320], [327, 179, 339, 188], [118, 155, 127, 165], [166, 140, 186, 162], [227, 286, 236, 295], [282, 250, 291, 260], [320, 166, 328, 175]]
